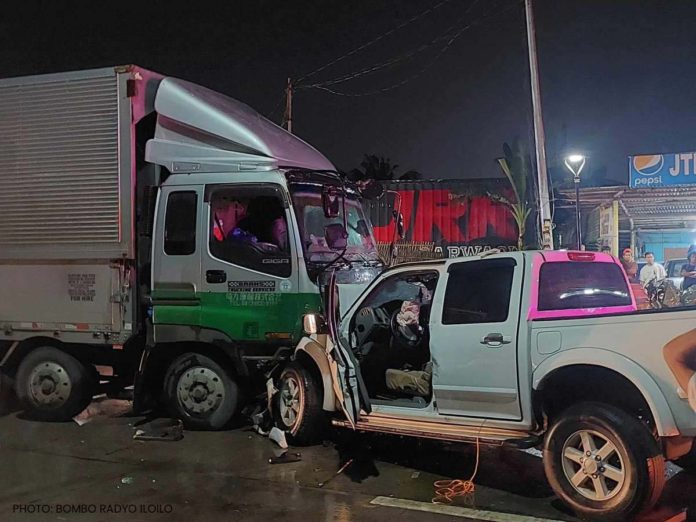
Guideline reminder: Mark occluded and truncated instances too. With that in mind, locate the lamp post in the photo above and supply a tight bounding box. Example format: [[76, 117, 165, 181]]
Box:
[[564, 154, 586, 250]]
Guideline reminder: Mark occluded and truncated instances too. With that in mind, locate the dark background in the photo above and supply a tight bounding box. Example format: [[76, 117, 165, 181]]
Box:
[[1, 0, 694, 185]]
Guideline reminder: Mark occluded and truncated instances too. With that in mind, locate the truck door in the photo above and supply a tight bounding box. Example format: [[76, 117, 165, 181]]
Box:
[[200, 184, 299, 343], [429, 256, 522, 420], [151, 187, 202, 325]]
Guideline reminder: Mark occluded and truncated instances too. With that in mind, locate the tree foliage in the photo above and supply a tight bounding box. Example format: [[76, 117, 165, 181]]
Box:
[[489, 142, 534, 250]]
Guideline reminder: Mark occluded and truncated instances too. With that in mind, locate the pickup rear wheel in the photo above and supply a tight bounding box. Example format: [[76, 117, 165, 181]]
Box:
[[273, 363, 325, 445], [543, 402, 665, 522], [164, 353, 238, 431], [15, 347, 96, 421]]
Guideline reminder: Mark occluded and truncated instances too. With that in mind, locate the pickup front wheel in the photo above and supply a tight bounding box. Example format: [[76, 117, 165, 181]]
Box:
[[273, 363, 325, 445], [543, 402, 665, 522]]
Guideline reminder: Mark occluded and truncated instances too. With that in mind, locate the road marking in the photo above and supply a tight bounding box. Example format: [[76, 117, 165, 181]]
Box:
[[370, 496, 566, 522]]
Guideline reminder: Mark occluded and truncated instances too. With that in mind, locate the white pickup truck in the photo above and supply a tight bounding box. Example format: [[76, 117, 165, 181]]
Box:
[[273, 250, 696, 521]]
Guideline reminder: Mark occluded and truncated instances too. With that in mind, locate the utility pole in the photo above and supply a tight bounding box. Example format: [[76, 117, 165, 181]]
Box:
[[283, 77, 293, 134], [525, 0, 554, 249]]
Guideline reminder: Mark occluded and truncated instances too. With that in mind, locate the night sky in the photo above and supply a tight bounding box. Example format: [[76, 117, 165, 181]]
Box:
[[1, 0, 695, 186]]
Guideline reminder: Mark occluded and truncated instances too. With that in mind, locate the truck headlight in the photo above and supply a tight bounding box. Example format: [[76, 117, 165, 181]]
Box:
[[303, 313, 326, 335]]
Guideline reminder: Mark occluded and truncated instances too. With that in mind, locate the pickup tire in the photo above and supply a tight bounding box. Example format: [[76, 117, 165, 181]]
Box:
[[543, 402, 665, 522], [273, 363, 325, 445], [15, 347, 96, 421], [164, 353, 238, 431]]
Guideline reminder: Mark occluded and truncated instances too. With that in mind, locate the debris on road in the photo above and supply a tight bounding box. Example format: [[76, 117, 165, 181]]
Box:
[[269, 427, 288, 449], [73, 398, 133, 426], [269, 452, 302, 465], [318, 458, 354, 488], [120, 476, 134, 485], [133, 418, 183, 442]]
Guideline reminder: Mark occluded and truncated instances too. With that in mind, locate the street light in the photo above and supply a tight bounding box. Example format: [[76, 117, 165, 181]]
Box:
[[564, 154, 586, 250]]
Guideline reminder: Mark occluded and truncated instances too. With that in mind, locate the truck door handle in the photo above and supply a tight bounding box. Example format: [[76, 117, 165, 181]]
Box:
[[481, 333, 511, 347], [206, 270, 227, 284]]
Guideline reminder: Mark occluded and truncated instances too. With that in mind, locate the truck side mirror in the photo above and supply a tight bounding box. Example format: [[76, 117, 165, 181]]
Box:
[[325, 223, 348, 250], [393, 210, 404, 239], [322, 187, 340, 218]]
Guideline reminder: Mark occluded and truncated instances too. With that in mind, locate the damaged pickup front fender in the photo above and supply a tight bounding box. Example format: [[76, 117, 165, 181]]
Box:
[[295, 336, 337, 412]]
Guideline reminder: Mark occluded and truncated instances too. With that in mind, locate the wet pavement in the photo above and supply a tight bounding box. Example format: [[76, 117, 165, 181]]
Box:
[[0, 406, 693, 522]]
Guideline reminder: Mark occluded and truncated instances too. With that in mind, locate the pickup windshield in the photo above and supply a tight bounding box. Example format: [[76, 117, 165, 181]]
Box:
[[538, 261, 632, 310], [290, 184, 380, 264]]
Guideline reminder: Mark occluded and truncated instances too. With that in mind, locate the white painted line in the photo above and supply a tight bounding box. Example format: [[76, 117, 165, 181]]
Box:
[[370, 496, 566, 522]]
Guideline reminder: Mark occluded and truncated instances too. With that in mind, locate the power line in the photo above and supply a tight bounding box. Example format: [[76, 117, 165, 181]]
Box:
[[304, 1, 521, 97], [296, 0, 456, 84], [301, 0, 483, 90]]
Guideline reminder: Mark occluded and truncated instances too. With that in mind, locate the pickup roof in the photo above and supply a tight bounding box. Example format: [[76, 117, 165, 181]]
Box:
[[274, 250, 696, 521]]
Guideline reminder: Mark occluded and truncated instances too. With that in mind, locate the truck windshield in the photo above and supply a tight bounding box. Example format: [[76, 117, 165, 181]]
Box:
[[290, 185, 380, 264], [538, 262, 632, 311]]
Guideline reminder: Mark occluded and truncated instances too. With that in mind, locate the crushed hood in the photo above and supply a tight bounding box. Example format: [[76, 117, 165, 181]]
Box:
[[145, 77, 334, 173]]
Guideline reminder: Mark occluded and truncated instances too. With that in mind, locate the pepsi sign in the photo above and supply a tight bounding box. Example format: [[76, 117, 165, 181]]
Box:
[[629, 153, 696, 188]]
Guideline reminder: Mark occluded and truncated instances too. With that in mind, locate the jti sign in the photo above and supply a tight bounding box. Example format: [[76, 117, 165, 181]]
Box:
[[629, 153, 696, 188]]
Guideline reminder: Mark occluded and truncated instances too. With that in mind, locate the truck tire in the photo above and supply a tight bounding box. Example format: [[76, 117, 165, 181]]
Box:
[[273, 362, 325, 445], [15, 347, 96, 421], [543, 402, 665, 522], [164, 353, 238, 431]]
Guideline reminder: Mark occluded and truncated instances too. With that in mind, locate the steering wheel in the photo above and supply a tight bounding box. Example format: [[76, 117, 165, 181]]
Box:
[[390, 309, 422, 348]]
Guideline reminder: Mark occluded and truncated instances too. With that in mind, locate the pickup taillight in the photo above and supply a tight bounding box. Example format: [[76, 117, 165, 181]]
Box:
[[567, 252, 596, 262]]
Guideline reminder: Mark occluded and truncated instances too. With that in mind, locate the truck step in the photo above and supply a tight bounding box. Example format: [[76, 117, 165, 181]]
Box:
[[332, 412, 535, 446]]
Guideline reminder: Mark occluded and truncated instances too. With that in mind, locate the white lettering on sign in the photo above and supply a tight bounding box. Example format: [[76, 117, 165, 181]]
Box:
[[669, 153, 696, 177]]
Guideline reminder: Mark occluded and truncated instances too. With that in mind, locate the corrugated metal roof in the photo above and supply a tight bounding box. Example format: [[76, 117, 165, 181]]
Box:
[[557, 185, 696, 229]]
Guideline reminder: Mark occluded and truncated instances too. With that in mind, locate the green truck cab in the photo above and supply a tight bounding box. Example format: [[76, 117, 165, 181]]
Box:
[[0, 66, 383, 430]]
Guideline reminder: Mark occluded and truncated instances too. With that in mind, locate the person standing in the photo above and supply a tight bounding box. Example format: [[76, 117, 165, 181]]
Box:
[[639, 252, 666, 287], [681, 247, 696, 291], [620, 248, 638, 282]]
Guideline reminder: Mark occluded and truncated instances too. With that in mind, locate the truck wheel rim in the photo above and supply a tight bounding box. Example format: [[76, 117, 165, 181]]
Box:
[[561, 429, 626, 501], [29, 362, 72, 407], [177, 366, 225, 416], [279, 374, 302, 429]]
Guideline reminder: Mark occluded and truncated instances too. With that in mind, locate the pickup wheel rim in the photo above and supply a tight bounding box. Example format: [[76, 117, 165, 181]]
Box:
[[177, 366, 225, 416], [279, 374, 302, 429], [561, 429, 626, 501], [28, 362, 72, 407]]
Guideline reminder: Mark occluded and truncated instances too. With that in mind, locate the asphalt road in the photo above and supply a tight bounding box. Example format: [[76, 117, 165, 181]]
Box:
[[0, 404, 692, 522]]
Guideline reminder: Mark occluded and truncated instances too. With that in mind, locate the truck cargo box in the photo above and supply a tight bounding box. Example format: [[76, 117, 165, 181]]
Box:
[[0, 66, 158, 260]]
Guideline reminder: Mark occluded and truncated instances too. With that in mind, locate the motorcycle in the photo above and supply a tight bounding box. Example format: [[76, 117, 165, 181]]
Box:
[[644, 278, 680, 309]]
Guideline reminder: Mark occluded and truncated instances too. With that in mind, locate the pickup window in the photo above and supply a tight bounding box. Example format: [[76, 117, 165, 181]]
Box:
[[443, 258, 515, 324], [538, 261, 631, 311]]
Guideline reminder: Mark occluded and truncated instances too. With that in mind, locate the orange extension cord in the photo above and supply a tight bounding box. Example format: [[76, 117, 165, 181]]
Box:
[[432, 437, 480, 504]]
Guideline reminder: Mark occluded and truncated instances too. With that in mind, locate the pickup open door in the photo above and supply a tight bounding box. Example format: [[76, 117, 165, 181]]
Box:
[[429, 256, 523, 420], [326, 271, 371, 428]]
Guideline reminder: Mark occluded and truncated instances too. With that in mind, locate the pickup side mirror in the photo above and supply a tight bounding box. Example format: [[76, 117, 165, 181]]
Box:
[[325, 223, 348, 249]]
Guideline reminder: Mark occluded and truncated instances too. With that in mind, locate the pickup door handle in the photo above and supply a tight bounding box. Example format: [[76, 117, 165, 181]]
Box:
[[481, 333, 511, 347], [206, 270, 227, 284]]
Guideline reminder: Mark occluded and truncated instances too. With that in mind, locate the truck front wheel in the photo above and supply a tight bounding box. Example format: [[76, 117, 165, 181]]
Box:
[[543, 402, 665, 522], [164, 353, 238, 431], [15, 347, 96, 421]]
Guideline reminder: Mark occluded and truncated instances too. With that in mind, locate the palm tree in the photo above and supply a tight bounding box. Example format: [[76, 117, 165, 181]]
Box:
[[489, 143, 533, 251], [356, 154, 399, 181]]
